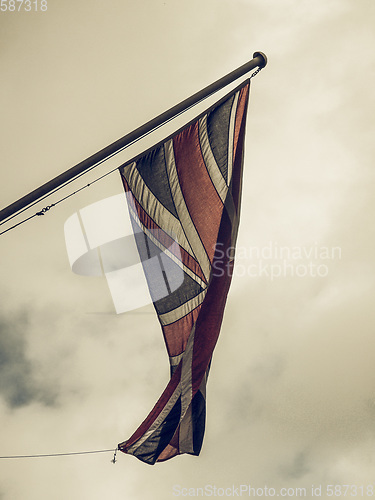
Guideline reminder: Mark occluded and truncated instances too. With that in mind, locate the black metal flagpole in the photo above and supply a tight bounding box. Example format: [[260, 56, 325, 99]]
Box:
[[0, 51, 267, 224]]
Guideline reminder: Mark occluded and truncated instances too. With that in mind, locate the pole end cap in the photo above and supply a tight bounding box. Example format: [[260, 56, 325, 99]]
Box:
[[253, 51, 268, 68]]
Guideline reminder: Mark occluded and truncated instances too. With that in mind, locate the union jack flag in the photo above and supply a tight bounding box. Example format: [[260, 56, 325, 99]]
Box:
[[118, 79, 250, 464]]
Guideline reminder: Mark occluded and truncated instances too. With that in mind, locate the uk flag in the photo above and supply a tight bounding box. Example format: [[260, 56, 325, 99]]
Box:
[[118, 80, 250, 464]]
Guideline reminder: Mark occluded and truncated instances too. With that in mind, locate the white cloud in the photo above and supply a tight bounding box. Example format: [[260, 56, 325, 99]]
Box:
[[0, 0, 374, 498]]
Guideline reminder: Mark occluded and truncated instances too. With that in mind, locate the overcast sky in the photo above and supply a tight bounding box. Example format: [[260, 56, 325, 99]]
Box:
[[1, 1, 375, 499]]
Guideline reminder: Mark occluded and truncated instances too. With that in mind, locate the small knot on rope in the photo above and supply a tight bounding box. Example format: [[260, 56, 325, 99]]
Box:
[[36, 204, 55, 216], [111, 448, 118, 464]]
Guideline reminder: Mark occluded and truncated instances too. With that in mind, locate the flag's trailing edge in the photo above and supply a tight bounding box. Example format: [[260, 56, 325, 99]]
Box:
[[118, 79, 250, 465]]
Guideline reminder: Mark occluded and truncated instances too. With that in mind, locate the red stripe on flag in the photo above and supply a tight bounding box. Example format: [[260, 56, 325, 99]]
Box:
[[173, 123, 224, 263], [191, 209, 234, 394]]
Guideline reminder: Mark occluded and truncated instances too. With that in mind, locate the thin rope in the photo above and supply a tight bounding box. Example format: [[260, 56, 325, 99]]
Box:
[[0, 448, 117, 460], [1, 68, 263, 236], [0, 213, 40, 236]]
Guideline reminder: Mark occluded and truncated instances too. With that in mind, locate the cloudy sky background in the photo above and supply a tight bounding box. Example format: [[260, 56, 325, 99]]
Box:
[[1, 0, 374, 498]]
